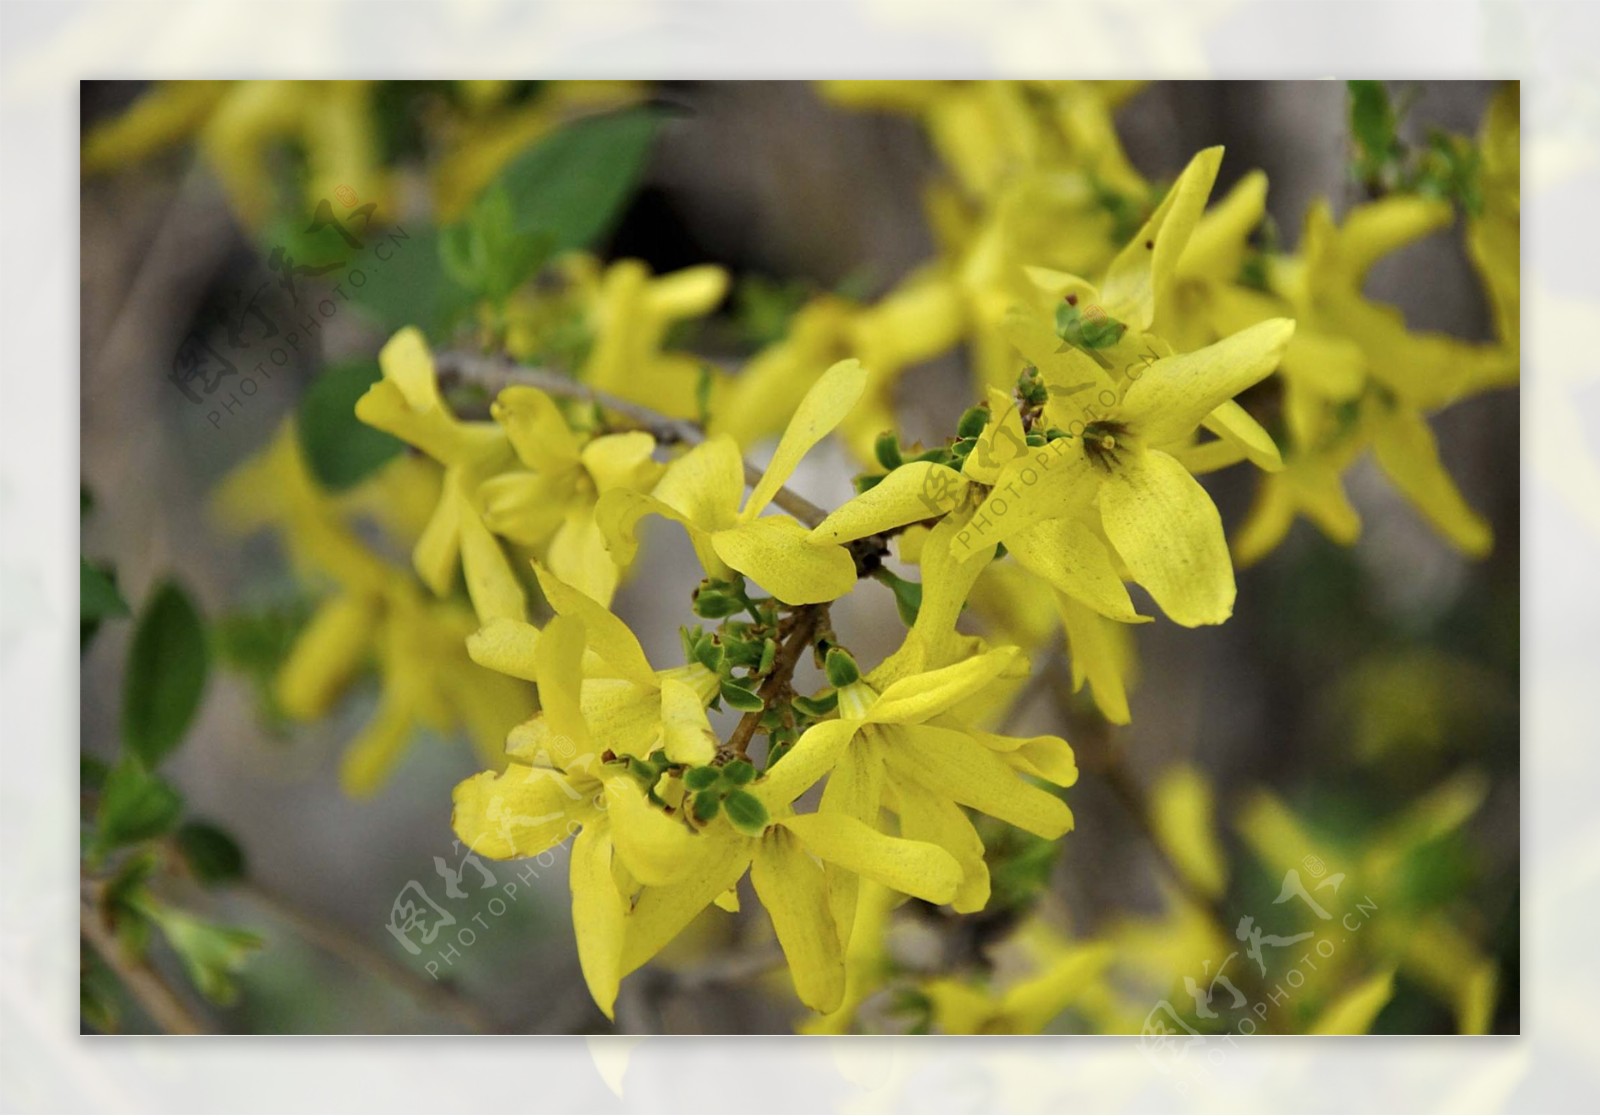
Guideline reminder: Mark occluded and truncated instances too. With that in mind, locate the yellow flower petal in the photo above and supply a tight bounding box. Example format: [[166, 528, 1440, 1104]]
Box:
[[491, 385, 582, 474], [534, 614, 590, 753], [1337, 195, 1454, 284], [808, 462, 968, 545], [951, 438, 1097, 558], [547, 512, 621, 608], [742, 358, 867, 520], [1308, 969, 1395, 1035], [1006, 517, 1144, 623], [1149, 764, 1228, 900], [621, 830, 753, 978], [711, 517, 857, 605], [1370, 407, 1492, 557], [1099, 448, 1235, 627], [1200, 399, 1283, 472], [1057, 593, 1134, 724], [570, 825, 626, 1019], [1100, 146, 1222, 330], [602, 776, 692, 887], [867, 648, 1019, 725], [780, 812, 961, 906], [1179, 169, 1267, 282], [459, 501, 527, 623], [757, 718, 859, 810], [891, 725, 1074, 839], [658, 676, 716, 767], [1122, 318, 1295, 447], [338, 692, 415, 797], [580, 431, 663, 495], [532, 565, 657, 686], [451, 764, 584, 859], [412, 473, 465, 596], [893, 777, 990, 913], [275, 594, 378, 720], [961, 387, 1028, 485], [751, 827, 847, 1014], [653, 436, 746, 531]]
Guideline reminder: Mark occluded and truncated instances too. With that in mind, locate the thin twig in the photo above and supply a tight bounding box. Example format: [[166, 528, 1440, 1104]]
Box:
[[725, 605, 823, 760], [433, 350, 830, 528], [80, 895, 209, 1035]]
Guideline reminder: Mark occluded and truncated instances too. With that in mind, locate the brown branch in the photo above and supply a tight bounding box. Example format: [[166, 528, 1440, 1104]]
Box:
[[433, 350, 829, 528], [80, 894, 209, 1035], [724, 605, 823, 760]]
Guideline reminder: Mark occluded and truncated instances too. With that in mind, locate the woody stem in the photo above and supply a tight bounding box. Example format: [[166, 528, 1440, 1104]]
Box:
[[724, 605, 823, 760], [433, 350, 831, 529]]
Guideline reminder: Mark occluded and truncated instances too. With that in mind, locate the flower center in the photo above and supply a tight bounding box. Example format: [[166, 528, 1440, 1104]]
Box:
[[1082, 420, 1131, 471]]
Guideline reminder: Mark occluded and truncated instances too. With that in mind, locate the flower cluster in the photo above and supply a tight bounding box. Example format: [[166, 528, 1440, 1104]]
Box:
[[190, 80, 1516, 1032]]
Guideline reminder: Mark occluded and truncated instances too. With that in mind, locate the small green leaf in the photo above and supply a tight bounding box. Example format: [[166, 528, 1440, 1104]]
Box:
[[722, 759, 756, 786], [874, 431, 903, 471], [823, 647, 860, 688], [692, 586, 746, 619], [720, 680, 765, 713], [683, 766, 720, 792], [95, 759, 184, 853], [873, 568, 924, 627], [1055, 302, 1127, 350], [956, 405, 990, 440], [791, 691, 838, 719], [175, 821, 247, 887], [723, 790, 770, 836], [298, 361, 406, 490], [692, 789, 722, 823], [121, 582, 209, 768]]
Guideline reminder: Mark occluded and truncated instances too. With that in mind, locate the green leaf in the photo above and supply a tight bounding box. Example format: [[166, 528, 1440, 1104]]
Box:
[[298, 361, 405, 490], [175, 821, 247, 887], [491, 108, 663, 256], [1349, 80, 1399, 184], [720, 679, 765, 713], [791, 691, 838, 719], [1054, 301, 1127, 350], [722, 789, 770, 836], [873, 567, 924, 627], [692, 789, 722, 823], [95, 759, 184, 853], [148, 905, 262, 1006], [347, 222, 478, 340], [82, 559, 130, 622], [823, 648, 860, 688], [683, 766, 721, 792], [722, 759, 756, 786], [121, 582, 209, 768]]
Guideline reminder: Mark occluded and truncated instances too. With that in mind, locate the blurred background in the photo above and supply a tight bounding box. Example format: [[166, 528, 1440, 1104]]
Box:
[[78, 80, 1518, 1035]]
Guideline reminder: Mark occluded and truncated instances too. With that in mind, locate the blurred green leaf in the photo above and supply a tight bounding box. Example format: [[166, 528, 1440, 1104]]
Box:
[[297, 361, 405, 490], [347, 223, 478, 339], [720, 679, 765, 713], [148, 905, 263, 1006], [121, 582, 209, 768], [1349, 80, 1401, 186], [95, 759, 184, 853], [81, 559, 130, 622], [176, 821, 248, 887], [492, 108, 662, 255]]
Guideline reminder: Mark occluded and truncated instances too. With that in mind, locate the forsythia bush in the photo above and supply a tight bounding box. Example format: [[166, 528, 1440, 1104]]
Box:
[[86, 80, 1518, 1033]]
